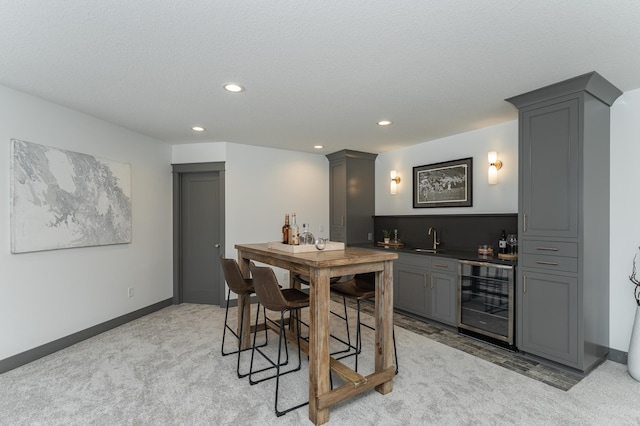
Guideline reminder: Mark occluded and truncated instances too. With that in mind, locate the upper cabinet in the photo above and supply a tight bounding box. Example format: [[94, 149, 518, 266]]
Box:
[[519, 97, 580, 238], [326, 150, 377, 245], [506, 72, 622, 372]]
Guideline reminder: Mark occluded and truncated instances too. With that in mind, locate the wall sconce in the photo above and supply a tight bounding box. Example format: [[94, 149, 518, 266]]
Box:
[[488, 151, 502, 185], [390, 170, 401, 195]]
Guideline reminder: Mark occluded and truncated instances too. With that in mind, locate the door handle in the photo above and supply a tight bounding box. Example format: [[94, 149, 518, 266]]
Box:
[[214, 243, 220, 248], [523, 274, 527, 294]]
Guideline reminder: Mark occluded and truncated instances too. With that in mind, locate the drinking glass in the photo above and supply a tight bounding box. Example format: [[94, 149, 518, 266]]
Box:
[[507, 234, 518, 255]]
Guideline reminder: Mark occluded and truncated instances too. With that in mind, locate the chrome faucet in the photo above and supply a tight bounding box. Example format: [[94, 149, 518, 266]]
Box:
[[428, 227, 440, 251]]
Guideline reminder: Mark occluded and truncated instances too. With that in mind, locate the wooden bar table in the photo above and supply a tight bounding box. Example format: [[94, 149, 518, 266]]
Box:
[[235, 243, 397, 425]]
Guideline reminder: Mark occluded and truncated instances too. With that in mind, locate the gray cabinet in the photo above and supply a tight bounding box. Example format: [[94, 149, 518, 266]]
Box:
[[519, 270, 578, 365], [394, 252, 457, 326], [520, 98, 579, 238], [326, 150, 377, 245], [394, 261, 428, 316], [507, 72, 622, 372]]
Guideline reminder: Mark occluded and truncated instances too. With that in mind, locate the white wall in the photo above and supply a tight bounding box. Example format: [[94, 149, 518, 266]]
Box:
[[375, 120, 518, 215], [0, 85, 173, 361], [610, 88, 640, 352], [172, 142, 330, 285]]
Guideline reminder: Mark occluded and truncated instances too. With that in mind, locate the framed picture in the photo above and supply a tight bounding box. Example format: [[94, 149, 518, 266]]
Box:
[[413, 157, 472, 208]]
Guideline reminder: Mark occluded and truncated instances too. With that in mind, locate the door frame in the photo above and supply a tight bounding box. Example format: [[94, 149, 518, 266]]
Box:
[[172, 162, 226, 305]]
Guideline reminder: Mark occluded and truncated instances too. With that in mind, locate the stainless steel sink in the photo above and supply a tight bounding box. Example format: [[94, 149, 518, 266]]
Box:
[[413, 248, 439, 253]]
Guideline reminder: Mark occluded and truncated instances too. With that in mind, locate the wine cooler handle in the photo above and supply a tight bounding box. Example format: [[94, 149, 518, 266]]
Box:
[[523, 274, 527, 294]]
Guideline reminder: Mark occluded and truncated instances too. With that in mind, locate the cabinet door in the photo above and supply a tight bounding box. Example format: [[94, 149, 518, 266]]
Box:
[[518, 269, 579, 366], [394, 262, 428, 316], [429, 271, 457, 326], [520, 98, 579, 238], [329, 158, 346, 242]]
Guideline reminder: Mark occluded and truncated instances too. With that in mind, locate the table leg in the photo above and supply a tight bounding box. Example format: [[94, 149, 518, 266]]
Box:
[[236, 251, 252, 350], [308, 267, 331, 425], [375, 260, 394, 394]]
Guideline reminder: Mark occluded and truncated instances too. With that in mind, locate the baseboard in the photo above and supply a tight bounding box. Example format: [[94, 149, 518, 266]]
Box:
[[0, 298, 173, 375], [608, 347, 627, 364]]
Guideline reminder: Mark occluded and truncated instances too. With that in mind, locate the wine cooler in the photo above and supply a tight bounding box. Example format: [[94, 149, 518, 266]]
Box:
[[458, 260, 515, 348]]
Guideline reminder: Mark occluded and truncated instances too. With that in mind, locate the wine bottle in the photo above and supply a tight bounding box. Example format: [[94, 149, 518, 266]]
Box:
[[282, 213, 290, 244], [499, 229, 507, 254], [289, 213, 299, 245]]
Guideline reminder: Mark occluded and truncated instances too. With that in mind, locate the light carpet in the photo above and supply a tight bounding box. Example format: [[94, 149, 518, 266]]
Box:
[[0, 302, 638, 425]]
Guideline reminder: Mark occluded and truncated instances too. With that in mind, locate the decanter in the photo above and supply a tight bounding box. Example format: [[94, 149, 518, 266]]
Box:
[[300, 223, 315, 245]]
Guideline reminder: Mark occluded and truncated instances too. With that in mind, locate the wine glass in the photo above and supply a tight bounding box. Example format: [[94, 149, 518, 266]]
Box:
[[507, 234, 518, 255]]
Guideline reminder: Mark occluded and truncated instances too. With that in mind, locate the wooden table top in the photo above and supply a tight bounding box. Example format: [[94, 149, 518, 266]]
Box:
[[235, 242, 398, 268]]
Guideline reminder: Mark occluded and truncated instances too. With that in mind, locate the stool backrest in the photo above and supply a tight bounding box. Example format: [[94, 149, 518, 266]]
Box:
[[220, 256, 253, 295], [250, 264, 290, 311], [355, 272, 375, 291]]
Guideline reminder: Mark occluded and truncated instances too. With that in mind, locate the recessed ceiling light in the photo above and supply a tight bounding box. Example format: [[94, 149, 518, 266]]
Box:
[[314, 145, 324, 149], [223, 83, 244, 93], [377, 120, 393, 126], [192, 126, 206, 132]]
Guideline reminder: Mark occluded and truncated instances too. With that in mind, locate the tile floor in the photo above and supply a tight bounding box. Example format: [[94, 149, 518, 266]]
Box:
[[343, 296, 583, 391]]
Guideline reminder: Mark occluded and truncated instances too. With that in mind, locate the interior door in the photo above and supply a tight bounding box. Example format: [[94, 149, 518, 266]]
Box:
[[179, 171, 221, 304]]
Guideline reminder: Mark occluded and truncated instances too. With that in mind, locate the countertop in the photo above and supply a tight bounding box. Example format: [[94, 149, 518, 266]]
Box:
[[349, 243, 518, 267]]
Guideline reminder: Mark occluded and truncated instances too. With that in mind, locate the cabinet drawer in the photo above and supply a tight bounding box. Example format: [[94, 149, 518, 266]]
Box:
[[521, 254, 578, 273], [522, 240, 577, 258], [429, 257, 457, 272]]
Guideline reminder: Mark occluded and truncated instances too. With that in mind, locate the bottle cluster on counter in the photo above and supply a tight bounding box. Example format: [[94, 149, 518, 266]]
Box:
[[281, 213, 315, 246]]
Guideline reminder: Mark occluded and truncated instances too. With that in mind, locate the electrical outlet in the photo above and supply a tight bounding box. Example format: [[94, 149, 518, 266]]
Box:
[[319, 224, 325, 234], [127, 287, 134, 298], [368, 232, 373, 241]]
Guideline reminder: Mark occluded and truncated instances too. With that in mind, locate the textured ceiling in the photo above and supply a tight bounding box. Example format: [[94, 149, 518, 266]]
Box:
[[1, 1, 639, 154]]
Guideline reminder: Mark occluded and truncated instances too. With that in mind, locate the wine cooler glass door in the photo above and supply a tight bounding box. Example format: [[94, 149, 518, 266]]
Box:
[[458, 261, 514, 345]]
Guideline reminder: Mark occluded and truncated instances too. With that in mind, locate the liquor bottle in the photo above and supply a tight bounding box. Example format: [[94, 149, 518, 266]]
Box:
[[499, 229, 507, 254], [289, 213, 299, 245], [282, 213, 290, 244]]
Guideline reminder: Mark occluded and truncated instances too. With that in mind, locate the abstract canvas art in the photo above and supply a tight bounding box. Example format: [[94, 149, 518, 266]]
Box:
[[10, 139, 132, 253]]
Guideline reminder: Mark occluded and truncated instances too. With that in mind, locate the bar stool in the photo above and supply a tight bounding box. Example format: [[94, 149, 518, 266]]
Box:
[[330, 272, 399, 374], [292, 274, 353, 354], [249, 264, 310, 417], [219, 256, 267, 378]]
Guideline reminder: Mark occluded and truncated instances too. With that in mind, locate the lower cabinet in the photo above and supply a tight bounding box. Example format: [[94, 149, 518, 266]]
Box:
[[394, 262, 428, 316], [518, 268, 579, 366], [394, 253, 457, 326]]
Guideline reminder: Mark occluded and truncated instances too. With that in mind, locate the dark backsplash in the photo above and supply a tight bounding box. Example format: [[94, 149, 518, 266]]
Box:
[[374, 214, 518, 252]]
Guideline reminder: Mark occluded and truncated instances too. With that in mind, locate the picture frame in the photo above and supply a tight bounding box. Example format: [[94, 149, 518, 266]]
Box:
[[413, 157, 472, 208]]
